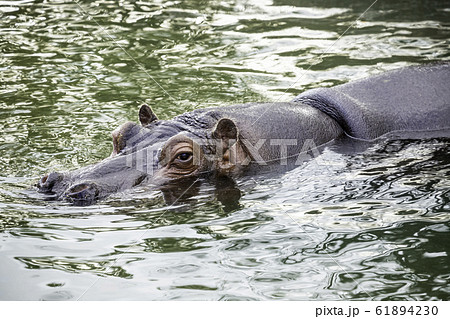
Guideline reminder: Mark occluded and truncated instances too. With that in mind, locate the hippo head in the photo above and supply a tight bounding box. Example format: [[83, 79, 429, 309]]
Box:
[[36, 104, 248, 205]]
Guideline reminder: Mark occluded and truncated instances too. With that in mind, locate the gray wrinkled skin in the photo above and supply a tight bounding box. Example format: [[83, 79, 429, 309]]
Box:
[[36, 63, 450, 205]]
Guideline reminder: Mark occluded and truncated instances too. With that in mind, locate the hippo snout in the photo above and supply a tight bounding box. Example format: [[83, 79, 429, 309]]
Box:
[[37, 172, 100, 205], [37, 172, 64, 193], [64, 182, 100, 204]]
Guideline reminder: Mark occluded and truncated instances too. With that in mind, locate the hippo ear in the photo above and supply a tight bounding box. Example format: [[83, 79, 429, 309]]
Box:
[[213, 118, 239, 165], [212, 118, 245, 173], [213, 118, 238, 143], [139, 104, 158, 126]]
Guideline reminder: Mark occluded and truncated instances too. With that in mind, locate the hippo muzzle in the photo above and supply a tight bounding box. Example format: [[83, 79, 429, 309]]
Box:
[[37, 157, 148, 205], [37, 106, 161, 204]]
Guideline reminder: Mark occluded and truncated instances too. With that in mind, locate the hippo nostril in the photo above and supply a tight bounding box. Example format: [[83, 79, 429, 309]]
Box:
[[41, 175, 48, 184], [37, 172, 63, 193], [69, 183, 90, 193], [66, 183, 99, 204]]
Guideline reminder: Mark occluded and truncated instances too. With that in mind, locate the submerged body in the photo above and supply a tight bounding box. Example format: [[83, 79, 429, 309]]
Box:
[[37, 63, 450, 204]]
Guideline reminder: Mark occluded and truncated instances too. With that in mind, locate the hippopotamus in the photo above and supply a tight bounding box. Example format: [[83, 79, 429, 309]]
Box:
[[37, 62, 450, 205]]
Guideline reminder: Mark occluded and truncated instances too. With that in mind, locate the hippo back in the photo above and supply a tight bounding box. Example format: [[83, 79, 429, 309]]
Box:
[[293, 62, 450, 140]]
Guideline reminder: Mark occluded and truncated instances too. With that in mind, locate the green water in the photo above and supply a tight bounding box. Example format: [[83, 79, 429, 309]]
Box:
[[0, 0, 449, 300]]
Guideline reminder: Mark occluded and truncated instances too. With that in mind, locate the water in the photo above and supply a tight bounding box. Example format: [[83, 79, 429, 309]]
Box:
[[0, 0, 449, 300]]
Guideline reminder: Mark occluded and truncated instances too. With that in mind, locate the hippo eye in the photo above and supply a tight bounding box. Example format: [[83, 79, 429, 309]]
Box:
[[176, 152, 193, 162]]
